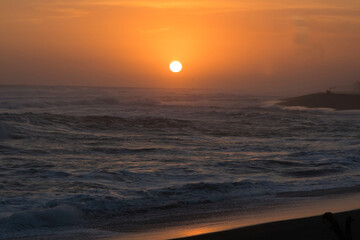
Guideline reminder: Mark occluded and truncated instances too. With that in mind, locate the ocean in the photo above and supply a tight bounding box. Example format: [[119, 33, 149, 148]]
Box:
[[0, 86, 359, 239]]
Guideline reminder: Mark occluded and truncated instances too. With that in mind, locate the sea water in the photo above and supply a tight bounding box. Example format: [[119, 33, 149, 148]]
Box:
[[0, 86, 359, 239]]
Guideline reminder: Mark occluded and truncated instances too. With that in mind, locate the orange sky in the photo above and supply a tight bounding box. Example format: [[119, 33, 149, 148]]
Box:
[[1, 0, 360, 94]]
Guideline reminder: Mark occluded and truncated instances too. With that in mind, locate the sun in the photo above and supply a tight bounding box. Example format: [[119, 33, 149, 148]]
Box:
[[169, 61, 182, 73]]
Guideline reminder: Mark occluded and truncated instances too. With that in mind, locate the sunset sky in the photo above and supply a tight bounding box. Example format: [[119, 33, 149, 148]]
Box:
[[1, 0, 359, 94]]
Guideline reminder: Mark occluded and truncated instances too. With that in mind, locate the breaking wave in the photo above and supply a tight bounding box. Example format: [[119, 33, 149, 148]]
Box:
[[0, 205, 82, 231]]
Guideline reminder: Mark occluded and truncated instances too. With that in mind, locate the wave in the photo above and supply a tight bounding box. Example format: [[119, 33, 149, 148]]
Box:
[[144, 180, 273, 207], [281, 105, 335, 112], [79, 169, 156, 183], [253, 159, 304, 167], [76, 97, 161, 107], [0, 112, 196, 132], [90, 147, 158, 154], [283, 168, 345, 178], [14, 169, 71, 178], [0, 96, 163, 110], [2, 111, 354, 139], [85, 97, 120, 105], [1, 179, 274, 222], [0, 122, 8, 139], [1, 176, 358, 237], [277, 185, 360, 198], [0, 204, 81, 231]]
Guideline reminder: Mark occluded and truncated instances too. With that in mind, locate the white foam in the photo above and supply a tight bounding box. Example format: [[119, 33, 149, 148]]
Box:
[[281, 105, 335, 112]]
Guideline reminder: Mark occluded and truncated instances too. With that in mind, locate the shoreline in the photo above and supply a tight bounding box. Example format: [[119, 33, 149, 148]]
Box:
[[99, 193, 360, 240], [172, 209, 360, 240], [5, 195, 360, 240]]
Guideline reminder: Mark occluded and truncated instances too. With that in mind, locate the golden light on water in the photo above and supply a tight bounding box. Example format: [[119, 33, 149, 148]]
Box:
[[170, 61, 182, 73]]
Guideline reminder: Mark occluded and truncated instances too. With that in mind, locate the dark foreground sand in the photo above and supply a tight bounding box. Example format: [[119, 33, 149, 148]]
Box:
[[7, 209, 359, 240], [171, 209, 360, 240], [279, 93, 360, 110]]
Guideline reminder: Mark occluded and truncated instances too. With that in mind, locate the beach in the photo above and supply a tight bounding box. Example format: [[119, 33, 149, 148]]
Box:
[[95, 193, 360, 240], [5, 207, 360, 240], [172, 209, 360, 240]]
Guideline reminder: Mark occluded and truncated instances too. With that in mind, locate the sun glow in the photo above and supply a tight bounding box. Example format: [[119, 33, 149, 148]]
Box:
[[169, 61, 182, 73]]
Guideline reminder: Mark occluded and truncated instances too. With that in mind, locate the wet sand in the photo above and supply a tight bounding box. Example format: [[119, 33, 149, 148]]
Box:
[[279, 93, 360, 110], [171, 209, 360, 240], [99, 194, 360, 240], [7, 208, 360, 240]]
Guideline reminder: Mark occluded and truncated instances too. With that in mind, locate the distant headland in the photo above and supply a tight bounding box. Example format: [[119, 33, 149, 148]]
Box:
[[278, 92, 360, 110]]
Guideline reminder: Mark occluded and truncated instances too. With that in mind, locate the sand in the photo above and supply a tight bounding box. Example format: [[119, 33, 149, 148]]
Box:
[[8, 196, 360, 240], [171, 209, 360, 240], [7, 209, 359, 240], [97, 195, 360, 240], [278, 92, 360, 110]]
